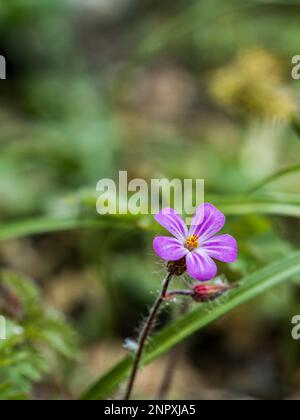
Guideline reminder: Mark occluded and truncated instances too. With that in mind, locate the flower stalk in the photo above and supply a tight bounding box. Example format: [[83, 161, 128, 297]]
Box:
[[124, 272, 173, 400]]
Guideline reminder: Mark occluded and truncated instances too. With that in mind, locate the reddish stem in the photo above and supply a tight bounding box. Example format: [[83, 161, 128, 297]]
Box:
[[124, 272, 173, 400]]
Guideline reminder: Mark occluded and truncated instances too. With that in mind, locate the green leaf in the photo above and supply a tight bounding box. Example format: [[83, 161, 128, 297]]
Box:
[[214, 193, 300, 218], [1, 193, 300, 241], [248, 165, 300, 194], [0, 216, 135, 241], [80, 250, 300, 400]]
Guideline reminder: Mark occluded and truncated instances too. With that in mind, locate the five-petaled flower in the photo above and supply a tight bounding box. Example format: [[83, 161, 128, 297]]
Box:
[[153, 203, 238, 281]]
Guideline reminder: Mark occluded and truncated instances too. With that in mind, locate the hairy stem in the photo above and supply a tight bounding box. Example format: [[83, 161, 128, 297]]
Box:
[[124, 272, 173, 400], [166, 290, 193, 298]]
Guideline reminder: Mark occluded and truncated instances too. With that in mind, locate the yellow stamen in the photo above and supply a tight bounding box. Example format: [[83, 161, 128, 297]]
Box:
[[185, 234, 199, 251]]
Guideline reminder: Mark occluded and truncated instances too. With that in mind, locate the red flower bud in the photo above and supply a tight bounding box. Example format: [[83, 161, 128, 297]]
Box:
[[193, 282, 237, 302], [164, 281, 238, 303]]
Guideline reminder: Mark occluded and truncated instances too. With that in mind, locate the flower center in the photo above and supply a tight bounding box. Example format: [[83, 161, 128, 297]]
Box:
[[185, 234, 199, 251]]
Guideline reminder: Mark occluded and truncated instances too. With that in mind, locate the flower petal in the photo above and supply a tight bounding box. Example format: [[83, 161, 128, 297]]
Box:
[[189, 203, 225, 242], [155, 208, 188, 241], [186, 251, 217, 281], [202, 234, 238, 263], [153, 236, 188, 261]]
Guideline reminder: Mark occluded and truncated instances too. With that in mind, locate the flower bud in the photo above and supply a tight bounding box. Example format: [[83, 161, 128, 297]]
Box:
[[192, 282, 237, 303], [164, 280, 238, 303]]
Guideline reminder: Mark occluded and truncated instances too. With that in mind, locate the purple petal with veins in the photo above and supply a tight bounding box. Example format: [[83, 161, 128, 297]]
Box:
[[155, 208, 188, 241], [186, 251, 217, 281], [189, 203, 225, 242], [202, 234, 238, 263], [153, 236, 188, 261]]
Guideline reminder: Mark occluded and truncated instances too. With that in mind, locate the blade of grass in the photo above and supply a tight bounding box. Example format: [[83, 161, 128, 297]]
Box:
[[215, 193, 300, 218], [247, 165, 300, 194], [1, 193, 300, 241], [80, 250, 300, 400], [0, 215, 138, 241]]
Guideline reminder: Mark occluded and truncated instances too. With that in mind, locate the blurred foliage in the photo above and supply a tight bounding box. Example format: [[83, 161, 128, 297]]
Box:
[[209, 48, 297, 121], [0, 0, 300, 400], [0, 271, 79, 400]]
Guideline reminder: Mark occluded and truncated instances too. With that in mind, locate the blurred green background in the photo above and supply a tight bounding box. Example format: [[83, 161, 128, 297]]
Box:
[[1, 0, 300, 400]]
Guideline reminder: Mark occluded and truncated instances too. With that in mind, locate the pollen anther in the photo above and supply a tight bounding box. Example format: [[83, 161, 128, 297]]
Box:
[[185, 234, 199, 251]]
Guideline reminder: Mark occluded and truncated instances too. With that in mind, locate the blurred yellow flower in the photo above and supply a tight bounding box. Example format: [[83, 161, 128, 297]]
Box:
[[209, 48, 297, 122]]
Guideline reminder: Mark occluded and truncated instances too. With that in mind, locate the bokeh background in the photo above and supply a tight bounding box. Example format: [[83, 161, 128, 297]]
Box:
[[1, 0, 300, 400]]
